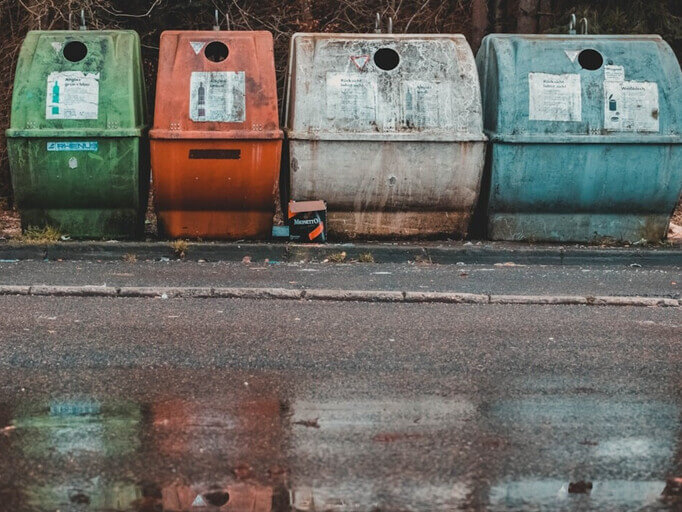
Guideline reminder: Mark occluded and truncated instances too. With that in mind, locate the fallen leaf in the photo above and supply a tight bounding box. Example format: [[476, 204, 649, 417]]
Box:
[[373, 432, 423, 442], [568, 481, 593, 494], [293, 418, 320, 428]]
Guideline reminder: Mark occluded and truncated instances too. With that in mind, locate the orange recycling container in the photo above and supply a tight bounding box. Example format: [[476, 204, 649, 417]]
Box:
[[150, 31, 282, 239]]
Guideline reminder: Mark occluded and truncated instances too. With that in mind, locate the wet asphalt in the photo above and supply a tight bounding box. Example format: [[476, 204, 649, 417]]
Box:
[[0, 281, 680, 511], [0, 260, 680, 297]]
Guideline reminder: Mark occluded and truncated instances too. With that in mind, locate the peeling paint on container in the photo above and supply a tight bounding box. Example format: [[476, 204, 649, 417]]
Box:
[[477, 34, 682, 243], [5, 30, 149, 239], [285, 34, 487, 239]]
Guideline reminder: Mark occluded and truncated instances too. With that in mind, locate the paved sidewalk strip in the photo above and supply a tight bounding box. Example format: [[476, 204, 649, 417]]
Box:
[[0, 285, 678, 307], [1, 241, 680, 266]]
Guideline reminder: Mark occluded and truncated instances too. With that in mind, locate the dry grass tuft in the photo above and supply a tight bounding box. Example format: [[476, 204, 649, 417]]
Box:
[[171, 239, 188, 258], [357, 252, 375, 263], [21, 225, 62, 244]]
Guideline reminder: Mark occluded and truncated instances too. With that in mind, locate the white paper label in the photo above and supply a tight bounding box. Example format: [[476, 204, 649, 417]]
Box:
[[402, 81, 452, 129], [326, 73, 377, 121], [46, 71, 99, 120], [529, 73, 581, 122], [189, 71, 245, 123], [604, 65, 625, 82], [604, 81, 659, 132]]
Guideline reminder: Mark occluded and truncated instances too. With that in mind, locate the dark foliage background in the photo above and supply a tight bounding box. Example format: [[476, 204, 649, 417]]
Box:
[[0, 0, 680, 199]]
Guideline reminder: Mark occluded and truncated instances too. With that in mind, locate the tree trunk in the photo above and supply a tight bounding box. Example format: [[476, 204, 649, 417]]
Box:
[[470, 0, 489, 51], [538, 0, 553, 32], [517, 0, 539, 33]]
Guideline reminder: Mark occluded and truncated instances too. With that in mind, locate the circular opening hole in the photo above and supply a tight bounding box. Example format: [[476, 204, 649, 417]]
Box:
[[373, 48, 400, 71], [204, 41, 229, 62], [578, 49, 603, 70], [203, 491, 229, 507], [63, 41, 87, 62]]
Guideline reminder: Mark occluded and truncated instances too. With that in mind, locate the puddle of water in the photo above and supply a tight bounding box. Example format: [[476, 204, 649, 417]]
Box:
[[0, 373, 679, 511]]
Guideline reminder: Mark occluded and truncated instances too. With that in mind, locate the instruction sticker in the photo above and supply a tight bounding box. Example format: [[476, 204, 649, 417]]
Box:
[[402, 81, 451, 129], [189, 71, 245, 123], [604, 81, 659, 132], [326, 73, 377, 121], [604, 65, 625, 83], [528, 73, 581, 122], [46, 71, 99, 120], [47, 141, 98, 151]]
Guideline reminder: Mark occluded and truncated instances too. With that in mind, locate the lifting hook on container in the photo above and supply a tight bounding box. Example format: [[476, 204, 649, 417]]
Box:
[[568, 13, 576, 35], [579, 17, 588, 35], [373, 13, 393, 34], [211, 8, 230, 31], [67, 9, 87, 31]]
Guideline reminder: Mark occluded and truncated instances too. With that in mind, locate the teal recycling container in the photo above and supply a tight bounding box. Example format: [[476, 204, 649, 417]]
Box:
[[477, 34, 682, 242]]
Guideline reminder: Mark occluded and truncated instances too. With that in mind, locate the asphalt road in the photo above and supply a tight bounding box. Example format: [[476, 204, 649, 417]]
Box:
[[0, 260, 680, 297], [0, 293, 680, 511]]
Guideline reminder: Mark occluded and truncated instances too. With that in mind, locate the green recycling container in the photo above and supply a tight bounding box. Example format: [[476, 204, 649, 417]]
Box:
[[6, 30, 149, 239]]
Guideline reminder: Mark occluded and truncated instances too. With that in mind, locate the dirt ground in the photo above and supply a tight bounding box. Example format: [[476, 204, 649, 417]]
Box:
[[2, 196, 681, 244]]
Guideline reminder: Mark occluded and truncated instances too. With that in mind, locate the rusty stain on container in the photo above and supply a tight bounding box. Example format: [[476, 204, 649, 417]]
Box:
[[284, 34, 487, 239], [150, 31, 282, 239]]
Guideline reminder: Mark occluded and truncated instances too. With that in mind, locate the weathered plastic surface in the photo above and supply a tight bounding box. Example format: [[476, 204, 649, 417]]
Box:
[[477, 34, 682, 242], [285, 33, 486, 238], [6, 30, 148, 239], [150, 31, 282, 239]]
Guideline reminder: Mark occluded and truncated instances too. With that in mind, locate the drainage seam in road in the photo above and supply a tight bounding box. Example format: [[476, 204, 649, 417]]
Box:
[[0, 285, 678, 307]]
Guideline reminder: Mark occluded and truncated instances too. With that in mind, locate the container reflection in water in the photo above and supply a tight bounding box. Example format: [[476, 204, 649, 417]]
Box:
[[10, 398, 143, 510], [488, 396, 678, 510], [289, 397, 476, 510]]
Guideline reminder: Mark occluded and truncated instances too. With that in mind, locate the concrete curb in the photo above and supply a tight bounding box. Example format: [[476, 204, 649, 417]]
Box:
[[0, 285, 678, 307], [0, 241, 680, 266]]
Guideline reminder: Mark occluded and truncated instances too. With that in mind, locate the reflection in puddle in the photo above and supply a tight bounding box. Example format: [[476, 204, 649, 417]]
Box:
[[13, 399, 141, 457], [489, 478, 667, 510], [291, 481, 470, 512], [489, 396, 679, 510], [0, 378, 679, 511], [26, 480, 141, 511], [290, 397, 475, 510]]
